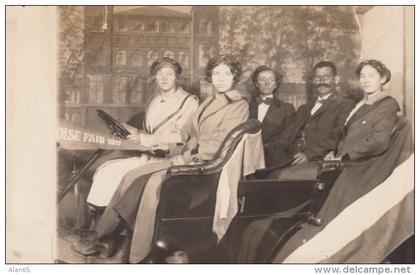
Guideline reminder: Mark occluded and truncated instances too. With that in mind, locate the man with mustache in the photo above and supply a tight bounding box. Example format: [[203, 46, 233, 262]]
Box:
[[266, 61, 355, 172], [225, 61, 356, 263]]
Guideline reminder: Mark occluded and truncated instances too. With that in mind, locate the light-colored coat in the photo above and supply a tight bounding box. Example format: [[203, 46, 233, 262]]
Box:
[[87, 87, 198, 207], [113, 89, 250, 263], [180, 89, 250, 162], [141, 87, 199, 146]]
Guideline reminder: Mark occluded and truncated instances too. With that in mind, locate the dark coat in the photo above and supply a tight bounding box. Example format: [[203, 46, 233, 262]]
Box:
[[238, 114, 412, 263], [249, 97, 295, 166], [338, 96, 400, 160], [273, 107, 412, 263], [267, 93, 355, 167]]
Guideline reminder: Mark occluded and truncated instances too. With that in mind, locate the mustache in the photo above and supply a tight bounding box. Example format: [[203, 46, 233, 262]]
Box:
[[315, 83, 333, 88]]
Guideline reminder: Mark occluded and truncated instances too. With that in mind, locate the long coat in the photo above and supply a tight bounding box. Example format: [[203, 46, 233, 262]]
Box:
[[74, 88, 198, 228], [267, 93, 354, 167], [338, 96, 400, 160], [86, 87, 198, 207], [273, 96, 410, 263], [237, 95, 411, 263], [179, 90, 250, 162], [140, 87, 199, 146], [109, 89, 249, 263], [249, 96, 295, 167]]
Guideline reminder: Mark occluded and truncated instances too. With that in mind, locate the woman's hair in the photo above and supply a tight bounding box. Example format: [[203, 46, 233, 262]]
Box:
[[205, 55, 242, 84], [251, 65, 283, 89], [356, 59, 391, 85], [150, 57, 183, 78]]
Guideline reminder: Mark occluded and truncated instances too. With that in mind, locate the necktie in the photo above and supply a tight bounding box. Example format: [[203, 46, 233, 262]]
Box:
[[316, 98, 327, 104], [256, 97, 273, 105], [310, 98, 327, 116]]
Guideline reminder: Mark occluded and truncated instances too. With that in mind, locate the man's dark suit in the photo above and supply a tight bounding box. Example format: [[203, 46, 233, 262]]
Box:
[[249, 96, 295, 167], [267, 93, 355, 167]]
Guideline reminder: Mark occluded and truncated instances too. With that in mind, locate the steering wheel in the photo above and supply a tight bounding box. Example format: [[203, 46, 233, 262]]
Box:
[[96, 109, 131, 139]]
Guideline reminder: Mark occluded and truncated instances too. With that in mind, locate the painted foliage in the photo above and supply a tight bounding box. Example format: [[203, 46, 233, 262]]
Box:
[[219, 6, 361, 99]]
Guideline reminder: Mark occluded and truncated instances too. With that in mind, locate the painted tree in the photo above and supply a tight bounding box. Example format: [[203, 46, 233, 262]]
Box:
[[58, 6, 109, 118], [219, 6, 361, 99], [58, 6, 84, 119], [58, 6, 84, 79], [291, 6, 360, 98]]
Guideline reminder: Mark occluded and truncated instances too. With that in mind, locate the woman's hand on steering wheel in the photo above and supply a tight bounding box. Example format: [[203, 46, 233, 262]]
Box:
[[324, 151, 335, 161], [151, 144, 170, 152], [122, 123, 139, 135], [169, 155, 186, 166], [324, 151, 342, 161], [127, 133, 141, 143], [123, 123, 141, 143]]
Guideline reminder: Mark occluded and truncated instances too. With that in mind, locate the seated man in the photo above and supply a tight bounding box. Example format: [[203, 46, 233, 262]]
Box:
[[236, 59, 413, 264], [273, 59, 413, 263], [249, 65, 295, 167], [266, 61, 355, 179]]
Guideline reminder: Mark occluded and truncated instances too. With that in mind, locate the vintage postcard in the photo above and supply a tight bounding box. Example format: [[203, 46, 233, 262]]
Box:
[[5, 4, 415, 273]]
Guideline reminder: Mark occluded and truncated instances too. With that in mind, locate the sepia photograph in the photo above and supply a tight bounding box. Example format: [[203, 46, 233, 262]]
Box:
[[5, 3, 415, 270]]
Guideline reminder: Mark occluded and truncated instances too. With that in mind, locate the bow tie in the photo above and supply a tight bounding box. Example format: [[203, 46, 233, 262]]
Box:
[[316, 98, 327, 104], [256, 97, 273, 105]]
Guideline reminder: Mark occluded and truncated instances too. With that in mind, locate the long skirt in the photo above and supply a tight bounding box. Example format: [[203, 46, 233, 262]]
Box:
[[87, 154, 163, 207], [94, 160, 172, 263]]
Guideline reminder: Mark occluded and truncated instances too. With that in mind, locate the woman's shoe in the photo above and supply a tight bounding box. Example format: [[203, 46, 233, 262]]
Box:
[[87, 237, 130, 264], [98, 237, 119, 259], [65, 229, 96, 243], [71, 237, 102, 256]]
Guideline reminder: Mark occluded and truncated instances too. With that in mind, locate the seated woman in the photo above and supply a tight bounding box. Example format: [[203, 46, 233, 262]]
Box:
[[273, 59, 410, 263], [324, 59, 398, 161], [67, 57, 197, 255], [238, 60, 411, 263], [72, 55, 249, 263], [86, 57, 199, 208], [69, 57, 198, 231]]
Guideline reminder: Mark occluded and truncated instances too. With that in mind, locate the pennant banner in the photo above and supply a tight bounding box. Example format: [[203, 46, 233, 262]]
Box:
[[282, 154, 414, 263], [57, 119, 150, 151], [273, 116, 414, 264]]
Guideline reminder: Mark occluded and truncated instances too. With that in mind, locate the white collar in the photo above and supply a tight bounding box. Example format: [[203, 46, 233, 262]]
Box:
[[261, 94, 274, 99], [317, 92, 332, 101]]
